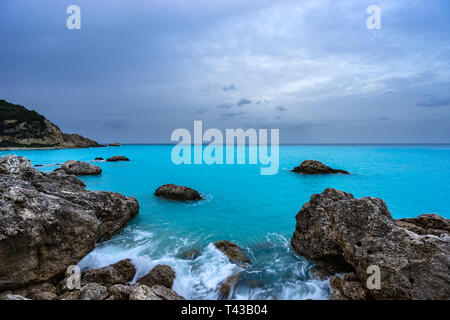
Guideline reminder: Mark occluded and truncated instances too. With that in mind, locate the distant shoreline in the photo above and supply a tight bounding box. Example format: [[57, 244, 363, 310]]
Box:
[[1, 143, 449, 151], [0, 146, 106, 151]]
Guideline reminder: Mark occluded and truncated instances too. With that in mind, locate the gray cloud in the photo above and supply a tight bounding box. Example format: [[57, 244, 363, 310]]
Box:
[[276, 106, 287, 112], [219, 111, 245, 120], [222, 84, 236, 91], [217, 103, 233, 109], [101, 119, 130, 131], [237, 98, 252, 106], [416, 97, 450, 108]]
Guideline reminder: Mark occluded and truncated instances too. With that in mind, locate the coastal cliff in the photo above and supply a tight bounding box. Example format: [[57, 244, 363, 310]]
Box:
[[0, 99, 102, 149]]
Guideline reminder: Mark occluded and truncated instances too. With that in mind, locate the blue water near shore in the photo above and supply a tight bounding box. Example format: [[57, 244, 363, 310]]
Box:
[[2, 144, 450, 299]]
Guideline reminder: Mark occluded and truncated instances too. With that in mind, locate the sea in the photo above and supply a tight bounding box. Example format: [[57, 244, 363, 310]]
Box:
[[2, 144, 449, 300]]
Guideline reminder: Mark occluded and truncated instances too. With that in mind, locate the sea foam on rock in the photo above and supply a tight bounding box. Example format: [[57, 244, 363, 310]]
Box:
[[291, 188, 450, 300], [0, 155, 139, 291]]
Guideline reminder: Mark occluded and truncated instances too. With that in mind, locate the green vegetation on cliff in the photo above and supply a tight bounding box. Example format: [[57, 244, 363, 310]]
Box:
[[0, 99, 46, 123]]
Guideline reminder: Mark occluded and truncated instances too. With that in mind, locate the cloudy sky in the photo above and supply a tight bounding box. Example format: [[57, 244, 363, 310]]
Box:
[[1, 0, 449, 143]]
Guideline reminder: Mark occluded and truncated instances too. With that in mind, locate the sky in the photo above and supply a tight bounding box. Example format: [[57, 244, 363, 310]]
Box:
[[0, 0, 449, 143]]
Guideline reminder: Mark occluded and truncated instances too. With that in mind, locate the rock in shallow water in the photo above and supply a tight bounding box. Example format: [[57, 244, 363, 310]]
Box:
[[58, 160, 102, 175], [106, 156, 130, 162], [155, 184, 202, 201], [0, 155, 139, 291], [291, 188, 450, 300], [137, 264, 175, 289], [291, 160, 349, 174]]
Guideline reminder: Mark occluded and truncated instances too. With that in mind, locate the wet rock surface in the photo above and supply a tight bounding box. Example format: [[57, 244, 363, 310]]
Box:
[[137, 264, 175, 289], [291, 188, 450, 300]]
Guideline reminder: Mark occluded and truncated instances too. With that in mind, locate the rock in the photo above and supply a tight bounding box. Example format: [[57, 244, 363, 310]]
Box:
[[0, 99, 103, 149], [80, 283, 108, 300], [155, 184, 202, 201], [81, 266, 125, 287], [106, 156, 130, 162], [291, 188, 450, 300], [94, 157, 104, 161], [396, 214, 450, 236], [13, 282, 57, 299], [218, 272, 241, 299], [57, 290, 80, 300], [137, 265, 175, 289], [180, 249, 200, 260], [214, 241, 250, 265], [107, 284, 134, 300], [291, 160, 349, 174], [107, 143, 121, 147], [214, 241, 250, 299], [81, 259, 136, 286], [2, 294, 30, 300], [129, 285, 184, 300], [30, 291, 58, 300], [308, 266, 333, 281], [330, 275, 367, 300], [111, 259, 136, 282], [59, 160, 102, 176], [0, 155, 139, 291]]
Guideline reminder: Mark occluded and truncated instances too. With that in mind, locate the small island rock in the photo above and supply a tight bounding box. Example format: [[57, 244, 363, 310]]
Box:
[[155, 184, 202, 201], [291, 160, 349, 174]]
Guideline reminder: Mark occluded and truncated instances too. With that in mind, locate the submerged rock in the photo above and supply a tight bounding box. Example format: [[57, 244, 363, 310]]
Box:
[[58, 160, 102, 175], [0, 155, 139, 291], [291, 188, 450, 300], [155, 184, 202, 201], [180, 249, 201, 260], [214, 241, 250, 299], [137, 265, 175, 289], [291, 160, 349, 174], [106, 156, 130, 162], [214, 241, 250, 265]]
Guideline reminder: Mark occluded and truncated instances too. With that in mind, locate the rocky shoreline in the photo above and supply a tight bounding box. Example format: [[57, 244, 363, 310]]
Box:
[[0, 154, 448, 300], [291, 188, 450, 300]]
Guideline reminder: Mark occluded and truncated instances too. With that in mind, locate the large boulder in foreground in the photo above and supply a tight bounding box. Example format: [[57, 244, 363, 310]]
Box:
[[291, 188, 450, 300], [291, 160, 349, 174], [58, 160, 102, 175], [155, 184, 202, 201], [0, 155, 139, 291]]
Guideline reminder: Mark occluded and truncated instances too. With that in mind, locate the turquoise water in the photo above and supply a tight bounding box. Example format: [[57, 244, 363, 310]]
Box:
[[2, 145, 450, 299]]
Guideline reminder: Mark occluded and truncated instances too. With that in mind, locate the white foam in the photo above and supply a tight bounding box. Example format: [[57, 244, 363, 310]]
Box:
[[78, 229, 330, 300]]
